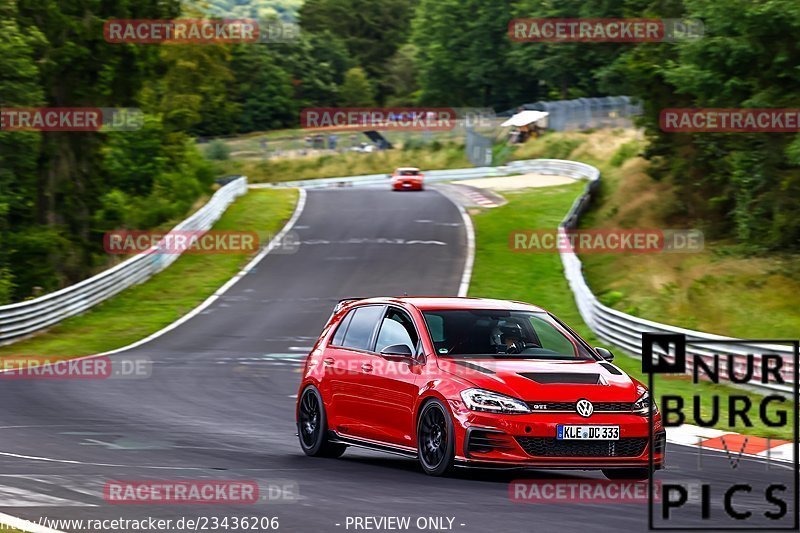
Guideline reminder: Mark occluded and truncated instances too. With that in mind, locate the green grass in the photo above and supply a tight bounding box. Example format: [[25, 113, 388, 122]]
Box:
[[0, 189, 297, 359], [468, 184, 794, 440], [217, 142, 471, 184], [212, 127, 641, 185], [572, 137, 800, 340]]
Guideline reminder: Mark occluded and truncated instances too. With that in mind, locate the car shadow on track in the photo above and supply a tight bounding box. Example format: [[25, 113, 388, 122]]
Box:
[[335, 454, 602, 484]]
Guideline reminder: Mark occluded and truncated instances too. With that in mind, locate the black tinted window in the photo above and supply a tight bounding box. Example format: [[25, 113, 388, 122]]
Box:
[[422, 309, 594, 360], [342, 306, 384, 350], [330, 311, 354, 346]]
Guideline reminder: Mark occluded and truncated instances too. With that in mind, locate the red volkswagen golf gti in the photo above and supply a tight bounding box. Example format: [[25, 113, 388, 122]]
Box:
[[296, 297, 665, 478]]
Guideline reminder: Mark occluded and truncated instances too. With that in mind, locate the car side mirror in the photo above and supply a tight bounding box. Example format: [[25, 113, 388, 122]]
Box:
[[380, 343, 414, 361], [386, 174, 392, 179], [595, 347, 614, 362]]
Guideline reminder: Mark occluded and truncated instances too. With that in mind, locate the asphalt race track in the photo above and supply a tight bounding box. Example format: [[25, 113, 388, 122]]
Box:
[[0, 187, 795, 532]]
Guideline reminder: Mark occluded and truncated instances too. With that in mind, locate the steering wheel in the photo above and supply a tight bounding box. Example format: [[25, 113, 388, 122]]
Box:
[[505, 340, 526, 354]]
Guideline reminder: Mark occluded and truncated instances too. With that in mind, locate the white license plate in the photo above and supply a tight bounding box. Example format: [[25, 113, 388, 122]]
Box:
[[557, 425, 619, 440]]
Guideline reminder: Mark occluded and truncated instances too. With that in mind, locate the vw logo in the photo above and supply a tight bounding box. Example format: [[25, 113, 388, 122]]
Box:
[[576, 399, 594, 418]]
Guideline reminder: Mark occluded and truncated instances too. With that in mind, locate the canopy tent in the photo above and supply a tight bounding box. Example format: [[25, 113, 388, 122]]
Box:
[[501, 110, 549, 128]]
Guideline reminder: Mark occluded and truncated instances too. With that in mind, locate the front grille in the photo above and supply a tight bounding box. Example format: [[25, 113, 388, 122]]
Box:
[[595, 402, 635, 412], [527, 401, 574, 411], [526, 401, 634, 413], [516, 437, 648, 458]]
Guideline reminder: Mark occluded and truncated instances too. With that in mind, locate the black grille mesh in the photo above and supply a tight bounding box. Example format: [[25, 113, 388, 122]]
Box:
[[515, 437, 648, 457], [526, 401, 634, 413]]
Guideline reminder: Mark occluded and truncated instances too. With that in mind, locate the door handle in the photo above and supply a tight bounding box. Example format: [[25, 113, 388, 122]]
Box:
[[323, 357, 335, 366], [361, 363, 373, 373]]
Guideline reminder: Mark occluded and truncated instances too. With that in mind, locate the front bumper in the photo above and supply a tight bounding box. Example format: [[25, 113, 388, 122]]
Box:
[[451, 405, 665, 469]]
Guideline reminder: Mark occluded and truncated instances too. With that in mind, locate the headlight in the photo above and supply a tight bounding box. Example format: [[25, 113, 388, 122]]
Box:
[[460, 388, 531, 414], [633, 391, 657, 415]]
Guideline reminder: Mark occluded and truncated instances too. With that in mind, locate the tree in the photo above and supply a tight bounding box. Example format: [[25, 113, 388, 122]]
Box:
[[614, 0, 800, 249], [299, 0, 418, 100], [412, 0, 525, 108], [340, 67, 376, 107], [0, 0, 45, 302], [385, 44, 420, 105]]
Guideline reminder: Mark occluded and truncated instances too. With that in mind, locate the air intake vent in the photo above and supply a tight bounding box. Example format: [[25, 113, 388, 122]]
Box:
[[519, 372, 602, 385], [467, 429, 514, 455], [516, 437, 648, 457], [599, 363, 623, 375]]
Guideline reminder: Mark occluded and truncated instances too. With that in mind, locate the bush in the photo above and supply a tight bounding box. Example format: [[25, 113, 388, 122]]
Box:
[[609, 141, 640, 168], [206, 140, 231, 161]]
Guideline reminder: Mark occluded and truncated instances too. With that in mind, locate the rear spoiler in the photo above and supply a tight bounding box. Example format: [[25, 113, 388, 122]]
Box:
[[332, 297, 366, 315]]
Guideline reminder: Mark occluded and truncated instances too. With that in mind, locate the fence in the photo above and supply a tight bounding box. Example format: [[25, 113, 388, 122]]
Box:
[[0, 177, 249, 345], [503, 96, 642, 131]]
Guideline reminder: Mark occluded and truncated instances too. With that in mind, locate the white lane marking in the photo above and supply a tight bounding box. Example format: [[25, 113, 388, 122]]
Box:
[[0, 451, 207, 470], [0, 512, 67, 533], [451, 198, 475, 297], [288, 346, 312, 352], [299, 238, 446, 246], [0, 485, 95, 507]]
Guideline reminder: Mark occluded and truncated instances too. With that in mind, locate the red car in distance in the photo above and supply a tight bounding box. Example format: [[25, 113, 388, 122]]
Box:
[[390, 167, 425, 191], [296, 297, 665, 478]]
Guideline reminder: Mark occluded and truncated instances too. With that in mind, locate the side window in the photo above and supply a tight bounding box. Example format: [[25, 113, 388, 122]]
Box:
[[375, 308, 419, 353], [330, 311, 354, 346], [341, 306, 384, 351]]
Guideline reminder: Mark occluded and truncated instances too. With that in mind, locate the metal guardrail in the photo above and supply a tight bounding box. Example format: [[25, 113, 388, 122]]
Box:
[[552, 161, 794, 394], [0, 177, 249, 345], [250, 159, 584, 189]]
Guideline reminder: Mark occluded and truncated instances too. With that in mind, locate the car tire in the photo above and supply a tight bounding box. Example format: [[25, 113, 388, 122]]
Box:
[[297, 386, 346, 458], [416, 399, 455, 476], [602, 468, 649, 481]]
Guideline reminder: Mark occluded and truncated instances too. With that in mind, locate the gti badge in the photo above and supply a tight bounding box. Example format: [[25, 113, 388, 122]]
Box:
[[576, 399, 594, 418]]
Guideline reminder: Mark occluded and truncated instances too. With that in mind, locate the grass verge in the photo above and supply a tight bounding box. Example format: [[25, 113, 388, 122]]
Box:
[[0, 189, 298, 359], [578, 152, 800, 339], [468, 183, 794, 440], [217, 142, 471, 184]]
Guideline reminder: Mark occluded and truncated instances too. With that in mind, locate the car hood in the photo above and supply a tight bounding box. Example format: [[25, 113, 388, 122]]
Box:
[[437, 357, 645, 402]]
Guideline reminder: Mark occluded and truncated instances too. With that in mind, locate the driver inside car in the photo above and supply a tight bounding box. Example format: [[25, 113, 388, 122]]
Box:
[[490, 319, 540, 354]]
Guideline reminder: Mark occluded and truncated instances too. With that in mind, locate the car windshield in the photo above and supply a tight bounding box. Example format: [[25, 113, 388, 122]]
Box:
[[422, 309, 596, 360], [399, 170, 420, 175]]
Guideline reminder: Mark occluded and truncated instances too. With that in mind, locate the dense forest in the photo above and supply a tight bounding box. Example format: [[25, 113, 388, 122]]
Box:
[[1, 0, 798, 304]]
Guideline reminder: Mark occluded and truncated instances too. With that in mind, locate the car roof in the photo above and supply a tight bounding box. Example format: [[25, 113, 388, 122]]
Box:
[[395, 167, 420, 172], [347, 296, 546, 313]]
